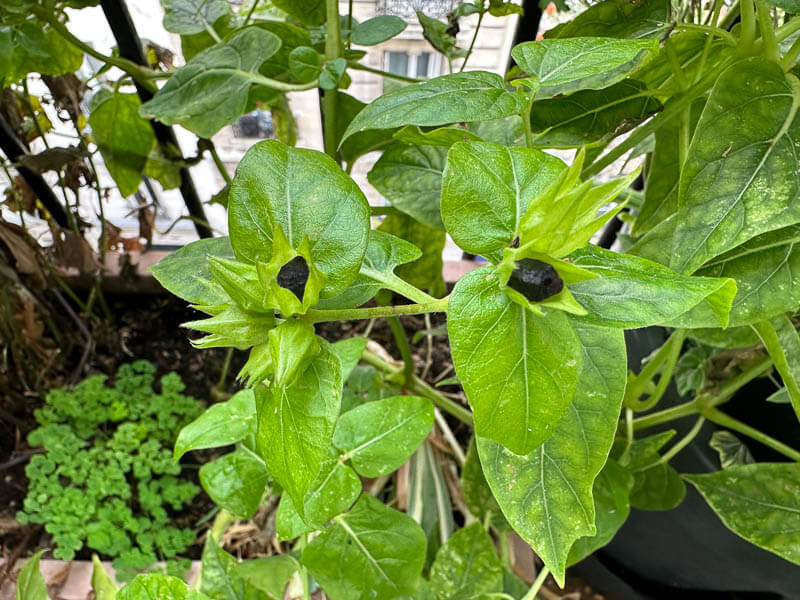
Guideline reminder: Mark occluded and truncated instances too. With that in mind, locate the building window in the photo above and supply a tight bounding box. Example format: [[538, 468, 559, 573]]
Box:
[[377, 0, 458, 18], [231, 110, 273, 139], [384, 51, 438, 79]]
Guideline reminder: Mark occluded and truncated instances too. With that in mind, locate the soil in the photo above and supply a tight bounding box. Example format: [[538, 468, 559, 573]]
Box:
[[0, 290, 600, 600]]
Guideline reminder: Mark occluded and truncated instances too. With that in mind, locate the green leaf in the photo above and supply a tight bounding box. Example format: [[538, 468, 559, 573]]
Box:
[[174, 389, 255, 459], [228, 140, 370, 298], [461, 439, 508, 531], [333, 395, 434, 477], [302, 494, 427, 600], [184, 304, 275, 350], [753, 315, 800, 421], [3, 20, 83, 83], [378, 213, 446, 296], [696, 224, 800, 326], [709, 431, 754, 469], [685, 463, 800, 566], [441, 141, 567, 255], [200, 536, 261, 600], [270, 0, 325, 25], [150, 231, 233, 306], [488, 0, 524, 16], [269, 320, 320, 388], [199, 446, 268, 519], [671, 58, 800, 274], [88, 90, 156, 197], [766, 0, 800, 10], [477, 322, 627, 585], [319, 57, 347, 91], [337, 93, 399, 166], [449, 267, 583, 454], [417, 11, 467, 59], [393, 125, 481, 147], [511, 38, 659, 99], [161, 0, 232, 35], [16, 550, 48, 600], [118, 575, 209, 600], [568, 245, 736, 329], [351, 15, 407, 45], [234, 555, 300, 600], [368, 143, 448, 230], [341, 71, 526, 143], [545, 0, 671, 39], [530, 79, 662, 148], [331, 337, 368, 380], [139, 28, 282, 138], [674, 344, 714, 395], [317, 230, 422, 309], [566, 459, 633, 566], [256, 342, 342, 518], [429, 523, 503, 600], [91, 555, 118, 600], [469, 116, 525, 147], [288, 46, 322, 83], [621, 431, 686, 511], [276, 458, 362, 535]]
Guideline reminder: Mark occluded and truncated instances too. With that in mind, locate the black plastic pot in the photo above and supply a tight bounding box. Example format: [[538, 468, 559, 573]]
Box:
[[572, 327, 800, 600]]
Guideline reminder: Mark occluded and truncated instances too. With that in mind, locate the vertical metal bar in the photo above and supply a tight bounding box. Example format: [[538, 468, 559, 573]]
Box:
[[99, 0, 213, 239]]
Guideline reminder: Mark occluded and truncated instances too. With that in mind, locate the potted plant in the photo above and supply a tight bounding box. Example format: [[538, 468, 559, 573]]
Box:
[[10, 0, 800, 598]]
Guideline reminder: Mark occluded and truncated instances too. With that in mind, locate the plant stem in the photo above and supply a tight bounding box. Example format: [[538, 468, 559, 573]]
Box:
[[205, 23, 222, 44], [756, 1, 780, 61], [781, 35, 800, 70], [753, 319, 800, 421], [209, 509, 235, 542], [361, 268, 439, 304], [522, 566, 550, 600], [361, 349, 474, 425], [305, 297, 448, 323], [459, 10, 485, 72], [775, 15, 800, 42], [707, 356, 773, 407], [675, 23, 737, 46], [243, 0, 260, 25], [702, 407, 800, 461], [625, 330, 687, 412], [660, 416, 705, 464], [739, 0, 757, 54], [350, 63, 424, 83], [208, 143, 232, 185], [322, 0, 343, 161], [387, 315, 415, 383]]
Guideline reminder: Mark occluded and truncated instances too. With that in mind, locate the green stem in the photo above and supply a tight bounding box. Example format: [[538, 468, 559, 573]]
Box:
[[361, 349, 474, 425], [208, 143, 232, 185], [243, 0, 259, 26], [209, 509, 235, 542], [752, 320, 800, 420], [216, 348, 234, 392], [522, 566, 550, 600], [322, 0, 343, 161], [708, 356, 773, 408], [247, 72, 320, 92], [205, 22, 222, 43], [781, 34, 800, 70], [702, 407, 800, 461], [756, 1, 780, 61], [739, 0, 757, 54], [350, 63, 424, 83], [719, 0, 741, 30], [523, 94, 535, 148], [361, 268, 439, 304], [459, 10, 485, 72], [387, 316, 415, 383], [305, 297, 448, 323], [675, 23, 737, 46], [775, 15, 800, 42], [660, 416, 705, 464], [625, 330, 687, 412]]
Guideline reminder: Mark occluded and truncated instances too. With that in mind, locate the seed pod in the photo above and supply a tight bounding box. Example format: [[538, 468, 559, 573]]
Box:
[[277, 256, 310, 300], [507, 258, 563, 302]]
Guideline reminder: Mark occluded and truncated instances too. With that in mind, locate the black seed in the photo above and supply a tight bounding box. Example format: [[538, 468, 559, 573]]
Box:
[[277, 256, 310, 300], [507, 258, 563, 302]]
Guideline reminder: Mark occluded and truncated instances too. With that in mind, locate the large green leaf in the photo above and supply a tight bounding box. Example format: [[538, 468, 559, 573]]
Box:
[[3, 20, 83, 83], [449, 267, 583, 454], [530, 79, 662, 148], [139, 28, 281, 138], [337, 93, 399, 166], [620, 431, 686, 511], [429, 523, 504, 600], [441, 141, 566, 255], [341, 71, 526, 142], [200, 536, 261, 600], [333, 395, 434, 477], [671, 57, 800, 274], [351, 15, 407, 45], [234, 555, 300, 600], [477, 322, 627, 585], [199, 446, 268, 519], [161, 0, 232, 35], [255, 342, 342, 517], [568, 245, 736, 329], [368, 143, 448, 230], [303, 494, 427, 600], [685, 463, 800, 566], [118, 575, 210, 600], [461, 439, 508, 531], [270, 0, 325, 25], [174, 389, 255, 458], [16, 550, 48, 600], [317, 230, 422, 309], [511, 38, 659, 99], [545, 0, 671, 39], [697, 224, 800, 326], [566, 458, 633, 566], [228, 140, 370, 298], [88, 90, 155, 197]]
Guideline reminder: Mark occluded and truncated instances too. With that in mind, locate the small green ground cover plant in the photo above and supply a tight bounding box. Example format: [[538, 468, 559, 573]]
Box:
[[17, 361, 202, 577], [9, 0, 800, 598]]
